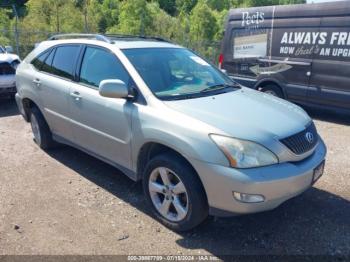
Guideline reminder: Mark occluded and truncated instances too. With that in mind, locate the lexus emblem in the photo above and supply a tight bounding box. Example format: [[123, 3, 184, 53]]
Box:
[[305, 132, 314, 144]]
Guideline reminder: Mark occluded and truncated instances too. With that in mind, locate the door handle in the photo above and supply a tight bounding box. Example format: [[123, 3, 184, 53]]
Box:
[[70, 91, 82, 101], [32, 78, 41, 87]]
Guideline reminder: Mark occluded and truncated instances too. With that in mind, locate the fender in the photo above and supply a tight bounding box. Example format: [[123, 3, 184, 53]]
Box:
[[131, 126, 228, 175], [132, 129, 207, 171]]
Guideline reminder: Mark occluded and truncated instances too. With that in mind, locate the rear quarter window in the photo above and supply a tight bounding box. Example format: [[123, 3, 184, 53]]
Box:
[[31, 51, 50, 70]]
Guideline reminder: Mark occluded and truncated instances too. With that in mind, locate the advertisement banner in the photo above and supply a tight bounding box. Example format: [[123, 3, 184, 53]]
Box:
[[233, 33, 268, 59]]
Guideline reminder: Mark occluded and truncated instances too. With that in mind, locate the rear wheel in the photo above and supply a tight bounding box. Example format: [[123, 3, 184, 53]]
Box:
[[30, 106, 55, 149], [260, 84, 283, 98], [143, 153, 208, 231]]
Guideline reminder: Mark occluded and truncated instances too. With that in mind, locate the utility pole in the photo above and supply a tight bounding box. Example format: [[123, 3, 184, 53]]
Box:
[[84, 0, 89, 33], [140, 8, 145, 36], [12, 4, 20, 56]]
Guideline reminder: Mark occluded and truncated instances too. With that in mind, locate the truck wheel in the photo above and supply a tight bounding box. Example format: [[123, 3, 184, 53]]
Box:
[[143, 153, 208, 231], [260, 84, 284, 98], [30, 106, 55, 149]]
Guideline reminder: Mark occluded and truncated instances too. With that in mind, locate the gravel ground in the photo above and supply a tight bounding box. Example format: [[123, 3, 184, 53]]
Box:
[[0, 98, 349, 256]]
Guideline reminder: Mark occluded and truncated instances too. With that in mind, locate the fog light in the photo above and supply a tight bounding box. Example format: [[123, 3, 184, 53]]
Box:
[[233, 192, 265, 203]]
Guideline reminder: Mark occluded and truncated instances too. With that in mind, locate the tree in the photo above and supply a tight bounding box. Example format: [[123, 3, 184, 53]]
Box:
[[21, 0, 84, 33], [243, 0, 305, 6], [189, 0, 217, 42], [0, 9, 12, 45], [7, 0, 307, 58], [108, 0, 152, 35], [99, 0, 119, 32], [176, 0, 197, 14], [148, 2, 177, 38], [157, 0, 177, 16], [206, 0, 231, 11]]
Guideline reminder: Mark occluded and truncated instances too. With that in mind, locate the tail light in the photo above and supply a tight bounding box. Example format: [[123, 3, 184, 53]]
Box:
[[218, 53, 224, 69]]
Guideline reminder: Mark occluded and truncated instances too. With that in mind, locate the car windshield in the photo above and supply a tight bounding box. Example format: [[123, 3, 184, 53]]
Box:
[[0, 46, 5, 54], [122, 48, 239, 100]]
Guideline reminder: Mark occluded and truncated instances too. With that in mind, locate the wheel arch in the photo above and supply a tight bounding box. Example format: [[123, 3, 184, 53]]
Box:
[[254, 79, 286, 98], [21, 97, 40, 122], [136, 142, 208, 202]]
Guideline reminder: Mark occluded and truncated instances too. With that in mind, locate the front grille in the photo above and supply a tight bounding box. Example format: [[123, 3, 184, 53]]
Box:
[[280, 122, 318, 155]]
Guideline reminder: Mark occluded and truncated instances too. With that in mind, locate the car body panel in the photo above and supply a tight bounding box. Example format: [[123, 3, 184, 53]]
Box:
[[190, 138, 326, 215], [165, 87, 310, 141], [69, 81, 134, 170]]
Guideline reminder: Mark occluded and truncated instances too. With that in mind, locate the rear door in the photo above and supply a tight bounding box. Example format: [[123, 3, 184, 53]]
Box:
[[307, 18, 350, 110], [31, 45, 81, 140], [69, 45, 134, 169]]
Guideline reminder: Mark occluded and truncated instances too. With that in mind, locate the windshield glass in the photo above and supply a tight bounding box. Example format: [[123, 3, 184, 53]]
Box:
[[0, 46, 5, 54], [122, 48, 239, 100]]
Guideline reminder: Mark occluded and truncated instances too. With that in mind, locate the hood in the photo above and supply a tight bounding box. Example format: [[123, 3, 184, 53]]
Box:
[[0, 53, 20, 63], [164, 87, 311, 143]]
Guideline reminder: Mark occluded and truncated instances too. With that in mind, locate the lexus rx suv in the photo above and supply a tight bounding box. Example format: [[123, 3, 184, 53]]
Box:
[[15, 34, 326, 231]]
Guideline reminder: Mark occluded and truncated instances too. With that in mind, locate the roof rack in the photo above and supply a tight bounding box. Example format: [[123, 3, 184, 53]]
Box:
[[47, 33, 171, 43], [48, 34, 112, 43], [105, 34, 170, 43]]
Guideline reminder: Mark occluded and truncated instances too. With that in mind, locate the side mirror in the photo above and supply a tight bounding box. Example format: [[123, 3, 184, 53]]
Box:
[[99, 79, 129, 99], [5, 46, 14, 53]]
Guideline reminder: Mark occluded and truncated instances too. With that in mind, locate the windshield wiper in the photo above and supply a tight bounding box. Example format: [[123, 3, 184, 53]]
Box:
[[200, 83, 239, 93]]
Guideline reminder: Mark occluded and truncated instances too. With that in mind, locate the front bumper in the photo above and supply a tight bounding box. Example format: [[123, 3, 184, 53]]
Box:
[[190, 139, 327, 216]]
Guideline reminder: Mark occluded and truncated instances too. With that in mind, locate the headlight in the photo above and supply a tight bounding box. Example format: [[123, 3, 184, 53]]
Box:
[[210, 134, 278, 168]]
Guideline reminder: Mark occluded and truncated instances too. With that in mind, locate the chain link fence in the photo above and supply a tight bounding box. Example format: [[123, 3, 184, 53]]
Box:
[[0, 29, 221, 64]]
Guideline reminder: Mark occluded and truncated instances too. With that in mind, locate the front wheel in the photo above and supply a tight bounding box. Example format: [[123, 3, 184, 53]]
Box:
[[260, 84, 283, 98], [143, 153, 208, 231]]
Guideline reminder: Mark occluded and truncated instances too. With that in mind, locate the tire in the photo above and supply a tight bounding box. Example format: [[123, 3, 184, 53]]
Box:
[[260, 84, 284, 98], [143, 152, 208, 231], [30, 106, 55, 149]]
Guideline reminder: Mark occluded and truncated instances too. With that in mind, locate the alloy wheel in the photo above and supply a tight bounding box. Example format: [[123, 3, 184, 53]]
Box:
[[148, 167, 189, 222]]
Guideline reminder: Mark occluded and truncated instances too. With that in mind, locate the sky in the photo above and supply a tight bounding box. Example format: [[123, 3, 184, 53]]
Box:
[[307, 0, 343, 2]]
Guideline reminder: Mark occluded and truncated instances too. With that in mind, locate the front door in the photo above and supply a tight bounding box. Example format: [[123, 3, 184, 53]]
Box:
[[69, 46, 134, 169]]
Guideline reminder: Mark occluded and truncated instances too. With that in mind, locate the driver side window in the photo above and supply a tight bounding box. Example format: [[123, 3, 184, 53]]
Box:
[[79, 47, 130, 88]]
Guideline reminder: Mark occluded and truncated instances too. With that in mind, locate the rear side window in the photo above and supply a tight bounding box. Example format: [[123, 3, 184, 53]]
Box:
[[79, 47, 130, 88], [31, 51, 49, 70], [51, 45, 80, 79], [41, 49, 55, 74]]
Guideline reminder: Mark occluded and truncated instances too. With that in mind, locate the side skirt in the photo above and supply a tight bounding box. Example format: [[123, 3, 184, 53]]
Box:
[[52, 134, 138, 181]]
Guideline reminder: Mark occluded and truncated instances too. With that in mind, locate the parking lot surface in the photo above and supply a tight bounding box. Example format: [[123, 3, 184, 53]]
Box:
[[0, 99, 349, 256]]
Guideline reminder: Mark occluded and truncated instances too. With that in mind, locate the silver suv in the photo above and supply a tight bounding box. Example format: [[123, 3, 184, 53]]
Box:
[[15, 34, 327, 231]]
